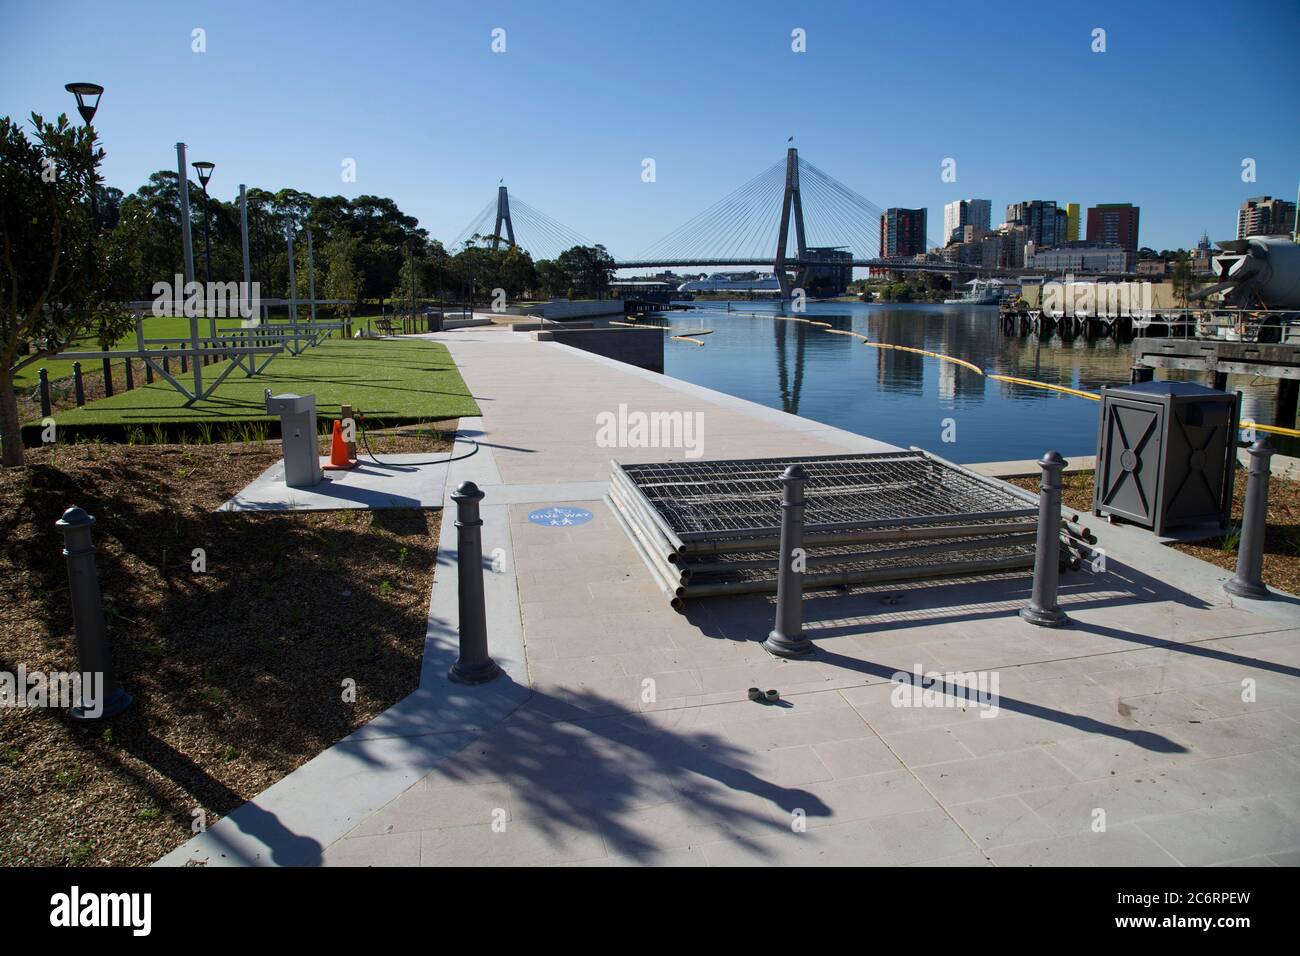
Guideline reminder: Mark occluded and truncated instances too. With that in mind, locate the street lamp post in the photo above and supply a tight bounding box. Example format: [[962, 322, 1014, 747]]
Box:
[[192, 161, 216, 286], [64, 82, 104, 223]]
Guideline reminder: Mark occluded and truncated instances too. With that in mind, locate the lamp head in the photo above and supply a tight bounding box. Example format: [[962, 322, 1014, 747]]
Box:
[[65, 82, 104, 125]]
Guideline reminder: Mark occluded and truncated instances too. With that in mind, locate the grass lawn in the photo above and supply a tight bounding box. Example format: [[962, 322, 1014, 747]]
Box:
[[42, 337, 478, 432]]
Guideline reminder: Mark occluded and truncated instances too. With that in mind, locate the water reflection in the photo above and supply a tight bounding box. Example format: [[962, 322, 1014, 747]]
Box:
[[654, 301, 1287, 463], [773, 317, 806, 415]]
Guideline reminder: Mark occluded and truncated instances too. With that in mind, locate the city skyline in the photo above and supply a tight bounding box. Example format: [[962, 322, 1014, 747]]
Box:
[[2, 0, 1297, 257]]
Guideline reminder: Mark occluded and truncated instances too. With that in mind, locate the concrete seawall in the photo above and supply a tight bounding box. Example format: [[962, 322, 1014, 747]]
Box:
[[531, 326, 664, 372]]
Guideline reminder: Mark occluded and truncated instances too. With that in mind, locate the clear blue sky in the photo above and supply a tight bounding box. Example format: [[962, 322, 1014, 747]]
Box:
[[3, 0, 1297, 256]]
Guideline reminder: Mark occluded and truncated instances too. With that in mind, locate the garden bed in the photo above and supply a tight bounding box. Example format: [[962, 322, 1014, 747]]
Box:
[[0, 426, 452, 866], [1008, 468, 1300, 594]]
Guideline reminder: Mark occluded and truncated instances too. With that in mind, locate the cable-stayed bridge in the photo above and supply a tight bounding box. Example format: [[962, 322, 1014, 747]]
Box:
[[453, 149, 1124, 287], [452, 185, 595, 261]]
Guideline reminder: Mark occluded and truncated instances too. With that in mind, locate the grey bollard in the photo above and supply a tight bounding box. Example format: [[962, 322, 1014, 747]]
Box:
[[1021, 450, 1071, 627], [39, 367, 51, 417], [763, 464, 815, 657], [1224, 439, 1273, 599], [448, 481, 501, 684], [56, 507, 132, 720], [73, 362, 84, 406]]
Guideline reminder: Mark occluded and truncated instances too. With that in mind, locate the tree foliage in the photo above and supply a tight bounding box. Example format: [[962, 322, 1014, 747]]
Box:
[[0, 112, 133, 465]]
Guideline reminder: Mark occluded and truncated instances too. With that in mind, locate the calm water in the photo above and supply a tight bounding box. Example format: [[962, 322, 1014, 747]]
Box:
[[641, 300, 1283, 464]]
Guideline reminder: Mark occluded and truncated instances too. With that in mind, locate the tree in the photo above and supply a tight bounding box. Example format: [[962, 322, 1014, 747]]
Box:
[[1, 112, 133, 466], [499, 246, 536, 300], [323, 236, 363, 315], [533, 259, 568, 298], [555, 244, 615, 297]]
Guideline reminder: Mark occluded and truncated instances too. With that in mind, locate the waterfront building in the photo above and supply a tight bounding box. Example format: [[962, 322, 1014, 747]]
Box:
[[940, 233, 1002, 269], [1006, 200, 1060, 248], [803, 246, 853, 295], [994, 223, 1030, 268], [1025, 241, 1130, 273], [1086, 203, 1140, 252], [1237, 196, 1297, 238], [943, 199, 992, 244], [880, 208, 928, 259]]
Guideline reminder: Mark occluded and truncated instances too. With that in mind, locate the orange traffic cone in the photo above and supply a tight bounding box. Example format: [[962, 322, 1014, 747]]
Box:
[[324, 419, 357, 470]]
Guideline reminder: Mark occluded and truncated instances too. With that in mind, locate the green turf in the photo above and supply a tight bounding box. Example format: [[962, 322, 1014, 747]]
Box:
[[47, 337, 479, 427], [10, 314, 376, 388]]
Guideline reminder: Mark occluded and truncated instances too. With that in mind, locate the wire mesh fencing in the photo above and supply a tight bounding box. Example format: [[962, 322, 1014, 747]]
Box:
[[607, 450, 1044, 610]]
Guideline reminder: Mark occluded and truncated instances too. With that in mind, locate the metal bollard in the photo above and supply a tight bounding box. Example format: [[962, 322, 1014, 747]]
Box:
[[73, 362, 84, 406], [101, 357, 113, 397], [763, 464, 815, 657], [180, 352, 188, 374], [56, 507, 132, 720], [144, 358, 153, 384], [123, 358, 134, 391], [161, 347, 169, 375], [1021, 451, 1070, 627], [448, 481, 501, 684], [1224, 439, 1273, 599], [39, 368, 51, 417]]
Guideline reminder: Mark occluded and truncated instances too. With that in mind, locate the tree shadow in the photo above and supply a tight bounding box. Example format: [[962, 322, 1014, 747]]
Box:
[[343, 684, 834, 863]]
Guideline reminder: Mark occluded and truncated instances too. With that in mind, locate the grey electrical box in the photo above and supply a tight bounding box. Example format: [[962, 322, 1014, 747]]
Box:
[[266, 390, 323, 488], [1092, 380, 1239, 535]]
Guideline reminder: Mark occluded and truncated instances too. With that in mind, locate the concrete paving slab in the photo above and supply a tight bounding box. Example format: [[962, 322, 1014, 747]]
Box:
[[157, 331, 1300, 868], [219, 453, 449, 511]]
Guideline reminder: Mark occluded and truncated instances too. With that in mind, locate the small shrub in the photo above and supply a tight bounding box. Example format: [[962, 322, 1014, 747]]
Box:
[[67, 841, 94, 865]]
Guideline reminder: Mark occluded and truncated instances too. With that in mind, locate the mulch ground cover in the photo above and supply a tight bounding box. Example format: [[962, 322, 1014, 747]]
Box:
[[0, 425, 452, 866], [1008, 468, 1300, 594]]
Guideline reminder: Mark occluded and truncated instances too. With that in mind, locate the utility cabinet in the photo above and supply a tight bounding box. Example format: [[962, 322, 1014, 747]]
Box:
[[1092, 381, 1238, 535]]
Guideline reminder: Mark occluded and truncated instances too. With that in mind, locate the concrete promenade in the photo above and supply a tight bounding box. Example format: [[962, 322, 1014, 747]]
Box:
[[161, 328, 1300, 867]]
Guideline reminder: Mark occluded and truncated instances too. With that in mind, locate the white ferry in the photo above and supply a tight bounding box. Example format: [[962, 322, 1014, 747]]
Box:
[[676, 272, 782, 293]]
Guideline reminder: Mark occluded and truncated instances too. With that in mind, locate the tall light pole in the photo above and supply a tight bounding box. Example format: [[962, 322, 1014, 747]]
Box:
[[64, 82, 104, 223], [192, 161, 215, 285], [408, 234, 417, 322]]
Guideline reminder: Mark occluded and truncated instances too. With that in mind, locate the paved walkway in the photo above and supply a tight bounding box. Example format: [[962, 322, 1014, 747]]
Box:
[[161, 328, 1300, 867]]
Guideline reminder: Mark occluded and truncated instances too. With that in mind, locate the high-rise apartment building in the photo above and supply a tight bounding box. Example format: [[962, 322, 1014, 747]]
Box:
[[880, 208, 928, 259], [1006, 200, 1060, 248], [943, 199, 992, 244], [1237, 196, 1297, 238], [1086, 203, 1140, 252]]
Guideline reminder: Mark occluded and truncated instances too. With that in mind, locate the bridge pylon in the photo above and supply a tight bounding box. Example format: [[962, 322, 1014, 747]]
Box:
[[773, 147, 808, 300], [492, 184, 516, 251]]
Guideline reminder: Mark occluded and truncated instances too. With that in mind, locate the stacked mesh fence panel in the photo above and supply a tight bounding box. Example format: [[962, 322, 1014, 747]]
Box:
[[606, 450, 1041, 610]]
